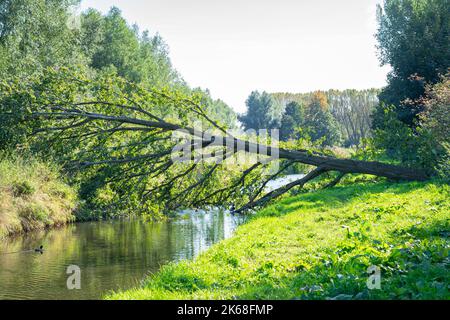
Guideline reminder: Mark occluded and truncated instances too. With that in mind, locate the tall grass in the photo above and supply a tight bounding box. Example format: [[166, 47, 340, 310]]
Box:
[[0, 154, 78, 238]]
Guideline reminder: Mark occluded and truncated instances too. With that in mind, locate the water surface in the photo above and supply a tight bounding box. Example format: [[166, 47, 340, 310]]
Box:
[[0, 210, 243, 300], [0, 174, 305, 300], [265, 174, 305, 191]]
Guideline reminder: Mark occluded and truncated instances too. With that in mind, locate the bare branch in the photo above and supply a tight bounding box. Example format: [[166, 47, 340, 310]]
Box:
[[324, 172, 346, 189], [235, 167, 328, 213], [249, 161, 296, 203]]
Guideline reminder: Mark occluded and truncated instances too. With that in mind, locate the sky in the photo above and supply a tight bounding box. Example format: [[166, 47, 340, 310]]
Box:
[[80, 0, 389, 112]]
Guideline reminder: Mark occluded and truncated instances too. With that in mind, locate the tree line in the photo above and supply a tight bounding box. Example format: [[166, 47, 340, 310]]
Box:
[[0, 1, 236, 149], [239, 0, 449, 178], [239, 89, 379, 147]]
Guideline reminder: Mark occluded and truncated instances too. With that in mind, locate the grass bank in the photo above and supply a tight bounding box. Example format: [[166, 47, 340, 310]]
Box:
[[108, 180, 449, 300], [0, 156, 78, 238]]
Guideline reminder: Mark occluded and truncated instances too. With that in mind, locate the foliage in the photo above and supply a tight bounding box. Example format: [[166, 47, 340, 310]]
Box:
[[107, 180, 449, 300], [0, 0, 83, 77], [303, 92, 341, 146], [193, 88, 238, 129], [279, 101, 304, 141], [0, 67, 260, 215], [11, 181, 35, 197], [0, 3, 238, 215], [371, 0, 449, 176], [241, 90, 343, 146], [81, 7, 180, 88], [273, 89, 378, 146], [374, 0, 450, 127], [0, 0, 439, 222], [0, 4, 236, 151], [372, 75, 450, 178], [3, 64, 427, 216], [327, 89, 378, 147], [238, 91, 284, 131], [420, 75, 450, 147], [419, 75, 450, 177]]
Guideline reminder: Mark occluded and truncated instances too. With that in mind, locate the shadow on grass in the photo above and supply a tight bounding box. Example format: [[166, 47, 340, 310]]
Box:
[[257, 180, 430, 218]]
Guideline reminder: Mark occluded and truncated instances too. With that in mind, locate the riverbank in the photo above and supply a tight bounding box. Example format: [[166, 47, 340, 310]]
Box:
[[0, 156, 78, 238], [108, 180, 449, 300]]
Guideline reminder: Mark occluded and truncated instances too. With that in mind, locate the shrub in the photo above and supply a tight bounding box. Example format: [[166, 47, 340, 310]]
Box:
[[12, 181, 35, 197], [19, 204, 48, 223], [372, 79, 449, 179]]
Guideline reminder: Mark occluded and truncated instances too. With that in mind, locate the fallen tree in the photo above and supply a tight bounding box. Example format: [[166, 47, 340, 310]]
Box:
[[4, 71, 429, 214]]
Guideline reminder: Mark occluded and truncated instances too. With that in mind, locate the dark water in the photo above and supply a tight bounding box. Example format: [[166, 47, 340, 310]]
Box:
[[0, 209, 244, 300]]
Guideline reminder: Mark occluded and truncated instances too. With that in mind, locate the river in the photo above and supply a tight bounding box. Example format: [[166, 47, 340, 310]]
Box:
[[0, 209, 244, 300], [0, 174, 304, 300]]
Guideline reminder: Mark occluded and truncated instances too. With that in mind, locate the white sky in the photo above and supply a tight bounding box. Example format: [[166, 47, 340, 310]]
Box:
[[80, 0, 389, 112]]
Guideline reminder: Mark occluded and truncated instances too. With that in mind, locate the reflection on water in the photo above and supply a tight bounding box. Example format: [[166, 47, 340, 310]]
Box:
[[265, 174, 305, 191], [0, 209, 244, 300]]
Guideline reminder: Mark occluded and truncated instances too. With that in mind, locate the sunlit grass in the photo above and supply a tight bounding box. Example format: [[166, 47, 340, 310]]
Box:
[[108, 180, 449, 300]]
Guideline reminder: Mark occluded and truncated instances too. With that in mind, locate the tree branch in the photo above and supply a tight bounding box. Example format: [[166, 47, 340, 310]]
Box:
[[234, 167, 328, 213]]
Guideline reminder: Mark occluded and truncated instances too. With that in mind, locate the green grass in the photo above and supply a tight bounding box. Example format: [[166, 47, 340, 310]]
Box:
[[107, 180, 449, 300], [0, 155, 78, 238]]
